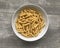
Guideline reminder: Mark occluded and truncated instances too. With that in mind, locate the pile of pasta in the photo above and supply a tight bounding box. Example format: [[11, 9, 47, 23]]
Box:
[[15, 8, 45, 37]]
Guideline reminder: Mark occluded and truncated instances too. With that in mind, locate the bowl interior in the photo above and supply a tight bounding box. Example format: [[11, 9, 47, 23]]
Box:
[[12, 4, 49, 41]]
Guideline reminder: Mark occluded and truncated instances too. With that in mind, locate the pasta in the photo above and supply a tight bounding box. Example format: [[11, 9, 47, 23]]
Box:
[[15, 8, 45, 37]]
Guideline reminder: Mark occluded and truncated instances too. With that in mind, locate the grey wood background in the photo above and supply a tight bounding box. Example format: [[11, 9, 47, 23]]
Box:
[[0, 0, 60, 48]]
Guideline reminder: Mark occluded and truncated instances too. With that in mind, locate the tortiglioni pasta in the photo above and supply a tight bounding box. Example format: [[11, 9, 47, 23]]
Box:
[[15, 8, 45, 37]]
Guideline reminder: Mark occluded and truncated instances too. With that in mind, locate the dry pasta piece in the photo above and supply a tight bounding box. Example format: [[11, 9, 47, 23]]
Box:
[[16, 28, 24, 33], [15, 23, 22, 29]]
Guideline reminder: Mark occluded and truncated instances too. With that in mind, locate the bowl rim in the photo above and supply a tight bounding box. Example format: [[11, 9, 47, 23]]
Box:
[[12, 3, 49, 42]]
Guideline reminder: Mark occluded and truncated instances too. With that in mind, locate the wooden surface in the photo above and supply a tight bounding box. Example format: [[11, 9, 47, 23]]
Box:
[[0, 0, 60, 48]]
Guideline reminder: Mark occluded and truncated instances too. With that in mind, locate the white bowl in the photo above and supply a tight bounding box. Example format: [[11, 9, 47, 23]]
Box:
[[12, 3, 49, 42]]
